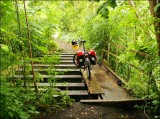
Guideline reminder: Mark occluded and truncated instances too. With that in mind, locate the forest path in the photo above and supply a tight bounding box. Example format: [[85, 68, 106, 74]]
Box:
[[54, 38, 79, 53]]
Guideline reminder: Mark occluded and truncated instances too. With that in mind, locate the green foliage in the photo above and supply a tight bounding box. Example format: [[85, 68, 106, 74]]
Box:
[[96, 0, 117, 18], [0, 1, 73, 118], [38, 89, 74, 110], [0, 77, 39, 119], [154, 3, 160, 12], [0, 44, 9, 52], [0, 74, 74, 118]]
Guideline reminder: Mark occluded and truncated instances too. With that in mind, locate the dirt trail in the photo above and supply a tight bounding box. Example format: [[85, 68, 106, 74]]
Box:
[[38, 39, 151, 119], [54, 38, 80, 53]]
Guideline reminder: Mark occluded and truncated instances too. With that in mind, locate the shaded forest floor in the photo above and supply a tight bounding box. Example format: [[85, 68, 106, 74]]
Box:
[[38, 102, 151, 119], [37, 39, 153, 119]]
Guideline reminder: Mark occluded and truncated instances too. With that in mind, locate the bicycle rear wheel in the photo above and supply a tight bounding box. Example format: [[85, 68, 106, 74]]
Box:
[[73, 53, 79, 67], [86, 59, 91, 80]]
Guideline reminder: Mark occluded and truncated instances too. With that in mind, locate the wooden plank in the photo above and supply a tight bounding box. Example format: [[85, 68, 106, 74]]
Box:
[[61, 55, 74, 57], [85, 80, 104, 95], [13, 75, 82, 79], [83, 71, 104, 95], [61, 53, 75, 55], [16, 69, 80, 72], [55, 69, 80, 72], [80, 98, 153, 103], [24, 83, 85, 87], [51, 64, 76, 67], [62, 90, 88, 96], [60, 57, 73, 60], [54, 65, 78, 69], [104, 64, 127, 85], [32, 64, 75, 66], [23, 60, 74, 64], [60, 60, 73, 63]]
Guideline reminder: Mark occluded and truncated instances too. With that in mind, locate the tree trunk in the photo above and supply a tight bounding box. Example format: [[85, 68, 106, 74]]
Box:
[[148, 0, 160, 95], [148, 0, 160, 56], [15, 0, 27, 88], [23, 0, 38, 93]]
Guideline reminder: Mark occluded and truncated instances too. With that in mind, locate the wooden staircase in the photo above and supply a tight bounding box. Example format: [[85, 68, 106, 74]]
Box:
[[14, 53, 89, 101]]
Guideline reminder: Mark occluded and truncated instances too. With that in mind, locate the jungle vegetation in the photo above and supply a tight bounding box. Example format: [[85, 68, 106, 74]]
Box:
[[0, 0, 160, 118]]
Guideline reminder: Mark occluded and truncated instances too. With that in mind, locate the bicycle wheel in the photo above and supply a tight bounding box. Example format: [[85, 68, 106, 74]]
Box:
[[73, 53, 79, 67], [86, 58, 91, 80]]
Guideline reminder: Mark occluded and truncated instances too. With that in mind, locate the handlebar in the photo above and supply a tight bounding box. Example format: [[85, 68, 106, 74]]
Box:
[[72, 39, 86, 45], [78, 40, 86, 43]]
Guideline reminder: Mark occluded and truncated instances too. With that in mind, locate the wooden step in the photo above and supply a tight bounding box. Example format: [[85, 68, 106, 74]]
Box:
[[13, 75, 82, 82], [54, 64, 78, 69], [60, 60, 74, 64], [61, 55, 74, 57], [16, 69, 80, 72], [61, 53, 75, 55], [25, 82, 85, 87], [20, 60, 74, 65], [13, 75, 81, 79], [80, 99, 153, 109], [32, 64, 75, 67], [22, 64, 78, 69], [60, 57, 73, 60], [30, 88, 88, 96], [36, 54, 74, 58], [80, 99, 152, 103], [16, 69, 81, 75], [62, 90, 88, 96]]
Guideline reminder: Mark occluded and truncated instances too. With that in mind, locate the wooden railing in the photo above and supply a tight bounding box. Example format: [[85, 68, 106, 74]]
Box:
[[101, 42, 150, 85]]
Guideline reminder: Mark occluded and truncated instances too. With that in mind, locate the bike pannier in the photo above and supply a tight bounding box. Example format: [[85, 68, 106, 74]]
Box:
[[89, 50, 97, 65], [77, 50, 85, 66]]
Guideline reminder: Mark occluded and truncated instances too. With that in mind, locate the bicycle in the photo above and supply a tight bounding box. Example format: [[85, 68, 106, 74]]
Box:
[[72, 40, 97, 80]]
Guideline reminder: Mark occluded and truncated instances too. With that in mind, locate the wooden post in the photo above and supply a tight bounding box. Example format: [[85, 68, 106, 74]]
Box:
[[107, 43, 110, 66], [101, 49, 104, 64], [115, 45, 118, 73], [127, 65, 131, 81]]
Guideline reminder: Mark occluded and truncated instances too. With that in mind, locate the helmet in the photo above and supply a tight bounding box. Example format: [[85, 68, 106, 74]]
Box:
[[72, 40, 77, 45], [72, 40, 79, 50]]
